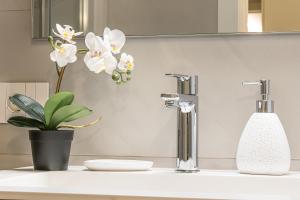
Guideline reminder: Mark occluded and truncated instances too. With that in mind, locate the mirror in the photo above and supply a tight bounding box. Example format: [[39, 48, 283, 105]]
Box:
[[32, 0, 300, 39]]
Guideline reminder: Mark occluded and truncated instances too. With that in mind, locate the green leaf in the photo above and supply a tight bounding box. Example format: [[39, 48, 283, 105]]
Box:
[[9, 94, 44, 123], [7, 116, 45, 130], [48, 105, 92, 129], [44, 91, 74, 126]]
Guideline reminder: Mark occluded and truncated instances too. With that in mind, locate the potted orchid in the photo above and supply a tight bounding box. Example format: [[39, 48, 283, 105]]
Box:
[[7, 24, 135, 171]]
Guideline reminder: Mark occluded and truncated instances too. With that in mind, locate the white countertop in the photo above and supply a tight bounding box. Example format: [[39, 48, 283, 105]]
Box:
[[0, 166, 299, 200]]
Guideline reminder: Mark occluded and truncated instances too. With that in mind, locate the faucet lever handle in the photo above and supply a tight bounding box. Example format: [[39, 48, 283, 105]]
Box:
[[242, 79, 271, 101], [242, 81, 262, 86], [165, 73, 198, 95], [165, 73, 191, 81]]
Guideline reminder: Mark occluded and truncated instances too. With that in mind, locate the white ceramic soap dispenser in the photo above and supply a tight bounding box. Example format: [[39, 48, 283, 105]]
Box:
[[236, 79, 291, 175]]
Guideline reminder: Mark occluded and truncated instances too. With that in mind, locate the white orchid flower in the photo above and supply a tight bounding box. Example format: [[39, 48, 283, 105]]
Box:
[[117, 53, 134, 72], [103, 27, 126, 54], [50, 42, 77, 67], [84, 32, 117, 74], [53, 24, 83, 44]]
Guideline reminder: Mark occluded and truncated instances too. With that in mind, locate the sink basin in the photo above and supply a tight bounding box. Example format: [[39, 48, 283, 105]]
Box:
[[0, 167, 299, 200]]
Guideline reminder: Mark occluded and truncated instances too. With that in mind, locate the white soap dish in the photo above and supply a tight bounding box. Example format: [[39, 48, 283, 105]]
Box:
[[84, 159, 153, 171]]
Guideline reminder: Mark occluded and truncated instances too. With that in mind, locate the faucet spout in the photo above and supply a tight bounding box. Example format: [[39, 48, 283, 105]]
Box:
[[161, 93, 179, 108]]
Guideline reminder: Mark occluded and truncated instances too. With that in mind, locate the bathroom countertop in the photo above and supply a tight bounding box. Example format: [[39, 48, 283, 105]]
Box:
[[0, 166, 299, 200]]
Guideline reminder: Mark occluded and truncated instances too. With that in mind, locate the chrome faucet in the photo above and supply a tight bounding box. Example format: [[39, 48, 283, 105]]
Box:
[[161, 74, 199, 172]]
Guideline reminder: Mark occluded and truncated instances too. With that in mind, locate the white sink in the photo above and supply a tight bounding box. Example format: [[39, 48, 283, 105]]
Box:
[[0, 167, 299, 200]]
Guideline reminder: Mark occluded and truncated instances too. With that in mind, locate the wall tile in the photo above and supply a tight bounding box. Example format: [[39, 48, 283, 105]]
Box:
[[0, 83, 7, 123]]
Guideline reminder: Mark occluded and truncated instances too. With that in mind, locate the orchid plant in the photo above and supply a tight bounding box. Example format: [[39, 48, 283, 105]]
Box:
[[49, 24, 135, 93], [7, 25, 135, 130]]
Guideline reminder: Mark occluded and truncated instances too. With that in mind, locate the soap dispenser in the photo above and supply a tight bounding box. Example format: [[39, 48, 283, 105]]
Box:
[[236, 79, 291, 175]]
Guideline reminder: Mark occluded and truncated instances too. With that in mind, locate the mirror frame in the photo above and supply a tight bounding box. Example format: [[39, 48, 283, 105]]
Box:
[[31, 0, 300, 40]]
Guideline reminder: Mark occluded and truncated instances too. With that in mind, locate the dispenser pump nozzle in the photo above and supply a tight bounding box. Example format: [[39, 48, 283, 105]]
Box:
[[242, 79, 274, 113]]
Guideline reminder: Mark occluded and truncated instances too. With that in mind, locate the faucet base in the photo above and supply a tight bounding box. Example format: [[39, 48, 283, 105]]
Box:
[[176, 159, 199, 173], [176, 169, 200, 173]]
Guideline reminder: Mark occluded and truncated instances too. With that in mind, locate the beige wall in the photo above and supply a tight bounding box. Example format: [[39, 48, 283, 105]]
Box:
[[2, 0, 300, 170], [263, 0, 300, 32]]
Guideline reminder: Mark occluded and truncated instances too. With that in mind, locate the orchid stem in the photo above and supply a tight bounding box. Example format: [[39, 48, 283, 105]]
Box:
[[55, 63, 60, 76], [55, 67, 66, 93], [77, 49, 89, 54]]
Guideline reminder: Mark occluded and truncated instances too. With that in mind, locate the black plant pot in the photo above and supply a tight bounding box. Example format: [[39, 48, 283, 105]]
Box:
[[29, 130, 74, 171]]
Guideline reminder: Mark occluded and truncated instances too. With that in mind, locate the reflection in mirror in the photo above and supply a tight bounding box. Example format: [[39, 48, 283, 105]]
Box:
[[32, 0, 300, 39]]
